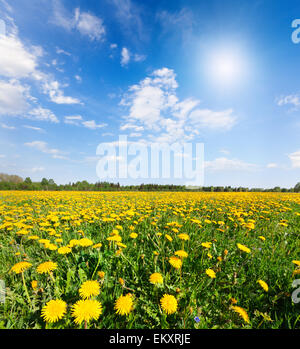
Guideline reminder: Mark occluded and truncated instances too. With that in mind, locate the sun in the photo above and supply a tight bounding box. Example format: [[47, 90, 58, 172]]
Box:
[[204, 45, 247, 87], [213, 54, 240, 80]]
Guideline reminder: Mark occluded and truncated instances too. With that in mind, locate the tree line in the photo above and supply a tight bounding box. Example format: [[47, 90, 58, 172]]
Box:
[[0, 173, 299, 192]]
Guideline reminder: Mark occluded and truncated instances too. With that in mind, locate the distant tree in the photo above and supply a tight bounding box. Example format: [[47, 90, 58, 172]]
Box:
[[24, 177, 32, 184], [273, 186, 281, 192], [294, 182, 300, 193], [40, 178, 49, 190], [41, 178, 49, 186], [0, 173, 23, 183]]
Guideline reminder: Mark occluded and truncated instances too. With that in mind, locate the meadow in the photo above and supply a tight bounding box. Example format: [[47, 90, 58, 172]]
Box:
[[0, 191, 299, 329]]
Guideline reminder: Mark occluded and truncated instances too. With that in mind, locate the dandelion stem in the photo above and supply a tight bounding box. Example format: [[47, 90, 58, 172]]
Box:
[[21, 272, 31, 308], [91, 251, 101, 280]]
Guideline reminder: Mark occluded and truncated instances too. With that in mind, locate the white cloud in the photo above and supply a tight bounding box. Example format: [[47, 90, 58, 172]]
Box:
[[120, 48, 146, 66], [64, 115, 83, 125], [23, 125, 45, 132], [133, 53, 146, 62], [41, 79, 82, 105], [1, 123, 15, 130], [189, 108, 236, 130], [0, 0, 13, 13], [0, 79, 30, 115], [28, 107, 59, 123], [0, 18, 81, 106], [220, 149, 230, 155], [156, 8, 195, 42], [288, 150, 300, 168], [64, 116, 105, 130], [24, 140, 67, 159], [277, 94, 300, 108], [205, 157, 258, 171], [56, 47, 71, 56], [51, 0, 75, 31], [110, 43, 117, 49], [129, 132, 142, 138], [82, 120, 106, 130], [31, 166, 45, 173], [0, 34, 39, 78], [121, 47, 130, 66], [74, 74, 82, 83], [267, 163, 279, 168], [120, 67, 237, 142], [25, 140, 58, 154], [75, 9, 105, 41], [110, 0, 145, 42], [120, 123, 144, 132], [0, 154, 6, 158], [52, 1, 105, 41]]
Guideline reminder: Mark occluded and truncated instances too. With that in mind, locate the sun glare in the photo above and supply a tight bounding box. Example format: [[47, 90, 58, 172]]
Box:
[[205, 46, 246, 87]]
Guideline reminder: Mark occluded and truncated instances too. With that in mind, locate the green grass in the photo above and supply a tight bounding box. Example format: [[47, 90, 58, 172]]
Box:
[[0, 191, 299, 329]]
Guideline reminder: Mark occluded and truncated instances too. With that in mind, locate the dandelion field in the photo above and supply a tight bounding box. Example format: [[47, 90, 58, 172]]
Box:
[[0, 191, 299, 329]]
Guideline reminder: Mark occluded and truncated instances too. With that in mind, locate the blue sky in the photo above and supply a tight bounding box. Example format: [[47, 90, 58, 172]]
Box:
[[0, 0, 300, 188]]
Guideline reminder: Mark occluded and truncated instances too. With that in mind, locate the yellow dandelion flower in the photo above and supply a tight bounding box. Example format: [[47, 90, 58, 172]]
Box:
[[92, 243, 102, 249], [39, 239, 50, 245], [115, 249, 123, 256], [177, 233, 189, 241], [37, 261, 58, 274], [78, 238, 93, 247], [98, 271, 105, 279], [245, 222, 255, 230], [58, 246, 72, 255], [231, 305, 250, 324], [174, 250, 188, 258], [10, 261, 32, 274], [237, 243, 251, 254], [71, 299, 102, 325], [107, 235, 122, 242], [41, 299, 67, 323], [258, 236, 266, 241], [169, 256, 182, 269], [68, 239, 79, 248], [114, 294, 133, 316], [28, 235, 39, 240], [117, 242, 127, 248], [205, 268, 216, 279], [292, 260, 300, 266], [31, 280, 38, 290], [46, 243, 58, 251], [257, 280, 269, 292], [119, 277, 125, 286], [129, 233, 138, 239], [149, 272, 163, 285], [165, 234, 173, 242], [201, 242, 212, 249], [160, 294, 178, 315], [79, 280, 100, 299]]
